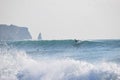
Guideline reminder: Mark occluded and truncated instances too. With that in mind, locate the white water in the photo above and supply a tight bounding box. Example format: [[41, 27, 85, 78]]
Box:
[[0, 48, 120, 80]]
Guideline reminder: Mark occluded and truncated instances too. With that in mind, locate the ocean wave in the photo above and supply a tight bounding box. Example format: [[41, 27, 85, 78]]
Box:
[[5, 40, 120, 52], [0, 48, 120, 80]]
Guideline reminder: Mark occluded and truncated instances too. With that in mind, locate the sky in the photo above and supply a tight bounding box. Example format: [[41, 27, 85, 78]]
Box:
[[0, 0, 120, 40]]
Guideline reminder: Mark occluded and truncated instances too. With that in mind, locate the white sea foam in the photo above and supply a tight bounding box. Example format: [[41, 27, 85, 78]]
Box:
[[0, 48, 120, 80]]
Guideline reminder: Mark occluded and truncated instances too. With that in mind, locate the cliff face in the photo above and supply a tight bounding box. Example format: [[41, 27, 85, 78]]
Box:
[[0, 24, 32, 40]]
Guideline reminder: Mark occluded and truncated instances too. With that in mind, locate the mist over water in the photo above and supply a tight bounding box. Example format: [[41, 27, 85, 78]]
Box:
[[0, 40, 120, 80]]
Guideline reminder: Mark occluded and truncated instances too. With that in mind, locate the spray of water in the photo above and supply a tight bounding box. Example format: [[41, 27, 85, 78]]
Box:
[[0, 47, 120, 80]]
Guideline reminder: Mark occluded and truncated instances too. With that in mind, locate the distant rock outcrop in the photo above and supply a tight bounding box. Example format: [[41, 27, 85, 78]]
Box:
[[37, 33, 42, 40], [0, 24, 32, 40]]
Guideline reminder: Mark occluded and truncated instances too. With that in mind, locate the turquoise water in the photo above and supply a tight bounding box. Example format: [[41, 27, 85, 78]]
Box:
[[0, 39, 120, 80]]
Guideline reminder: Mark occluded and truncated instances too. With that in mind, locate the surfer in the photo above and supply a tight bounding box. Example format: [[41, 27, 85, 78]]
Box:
[[73, 39, 80, 48], [74, 39, 78, 43]]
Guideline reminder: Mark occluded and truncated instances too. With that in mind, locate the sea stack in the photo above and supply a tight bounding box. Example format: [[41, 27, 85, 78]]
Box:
[[37, 33, 42, 40], [0, 24, 32, 41]]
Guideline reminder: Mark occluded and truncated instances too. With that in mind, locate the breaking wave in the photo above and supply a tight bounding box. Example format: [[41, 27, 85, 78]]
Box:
[[0, 47, 120, 80]]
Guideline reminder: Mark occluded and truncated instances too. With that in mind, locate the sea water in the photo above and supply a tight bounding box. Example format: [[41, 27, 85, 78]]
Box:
[[0, 40, 120, 80]]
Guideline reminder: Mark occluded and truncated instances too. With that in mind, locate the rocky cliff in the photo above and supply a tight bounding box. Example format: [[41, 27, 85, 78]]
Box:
[[0, 24, 32, 40]]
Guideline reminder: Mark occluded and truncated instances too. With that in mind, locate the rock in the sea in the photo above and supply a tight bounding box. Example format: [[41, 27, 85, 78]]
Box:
[[37, 33, 42, 40], [0, 24, 32, 41]]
